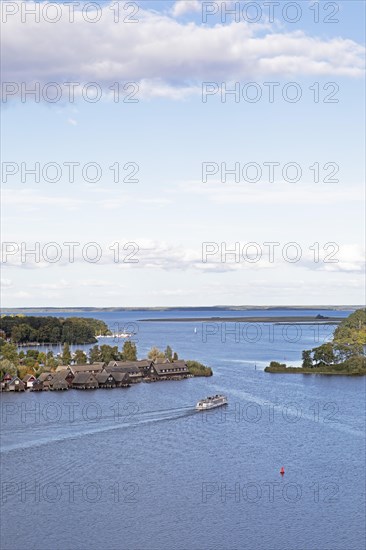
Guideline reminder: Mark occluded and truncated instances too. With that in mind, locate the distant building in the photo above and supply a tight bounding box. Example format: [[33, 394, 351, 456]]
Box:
[[50, 371, 70, 391], [148, 360, 189, 380], [1, 373, 13, 391], [72, 372, 99, 390], [106, 361, 143, 382], [70, 363, 105, 375], [37, 372, 54, 390], [96, 370, 130, 388], [32, 378, 44, 391], [55, 365, 69, 372], [6, 376, 26, 392], [22, 374, 37, 389], [153, 357, 171, 364]]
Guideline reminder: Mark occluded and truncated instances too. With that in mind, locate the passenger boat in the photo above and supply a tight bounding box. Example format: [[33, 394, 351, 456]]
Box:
[[195, 394, 228, 411]]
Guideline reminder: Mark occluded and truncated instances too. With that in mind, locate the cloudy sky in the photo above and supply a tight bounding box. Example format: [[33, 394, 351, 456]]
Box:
[[1, 0, 365, 307]]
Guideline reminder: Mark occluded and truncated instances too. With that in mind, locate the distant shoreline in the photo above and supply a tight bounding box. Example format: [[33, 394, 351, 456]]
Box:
[[265, 366, 366, 376], [1, 306, 360, 313], [138, 316, 344, 324]]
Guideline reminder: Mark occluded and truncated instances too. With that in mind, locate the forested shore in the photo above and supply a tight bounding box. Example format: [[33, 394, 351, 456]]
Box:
[[265, 309, 366, 375]]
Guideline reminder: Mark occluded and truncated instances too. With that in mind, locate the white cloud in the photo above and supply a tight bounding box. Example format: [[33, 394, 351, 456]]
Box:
[[67, 118, 77, 126], [2, 239, 364, 274], [2, 2, 364, 101], [1, 278, 13, 288], [171, 0, 201, 18]]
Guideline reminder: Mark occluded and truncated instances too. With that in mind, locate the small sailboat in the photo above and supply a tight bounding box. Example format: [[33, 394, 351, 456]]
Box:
[[194, 327, 197, 334]]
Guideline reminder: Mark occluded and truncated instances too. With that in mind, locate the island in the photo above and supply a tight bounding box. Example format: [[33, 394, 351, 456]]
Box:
[[265, 309, 366, 375]]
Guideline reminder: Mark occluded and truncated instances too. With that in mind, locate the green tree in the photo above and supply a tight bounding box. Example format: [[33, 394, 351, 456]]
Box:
[[89, 345, 102, 363], [123, 341, 137, 361], [38, 352, 47, 366], [312, 343, 335, 366], [333, 309, 366, 345], [24, 357, 38, 368], [173, 351, 178, 361], [74, 350, 87, 364], [26, 349, 39, 360], [164, 345, 173, 361], [302, 350, 313, 369], [11, 323, 31, 343], [0, 342, 19, 365], [268, 361, 287, 369], [147, 346, 165, 361], [99, 345, 121, 364], [334, 343, 363, 362], [62, 343, 72, 365], [0, 358, 17, 377]]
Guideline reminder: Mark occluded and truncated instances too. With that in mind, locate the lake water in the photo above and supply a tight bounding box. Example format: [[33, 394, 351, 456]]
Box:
[[1, 308, 365, 550]]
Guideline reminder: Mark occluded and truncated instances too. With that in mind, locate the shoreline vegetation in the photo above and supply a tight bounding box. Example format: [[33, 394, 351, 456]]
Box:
[[265, 309, 366, 376], [0, 315, 110, 345]]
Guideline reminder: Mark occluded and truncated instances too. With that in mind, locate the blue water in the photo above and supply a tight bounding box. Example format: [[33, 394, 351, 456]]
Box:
[[1, 308, 365, 550]]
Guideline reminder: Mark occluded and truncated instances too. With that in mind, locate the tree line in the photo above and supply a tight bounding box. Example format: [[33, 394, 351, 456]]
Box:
[[267, 309, 365, 375], [0, 315, 109, 344], [301, 309, 365, 370]]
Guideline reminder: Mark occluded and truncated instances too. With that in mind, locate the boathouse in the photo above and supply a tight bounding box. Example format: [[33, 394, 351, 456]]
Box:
[[50, 371, 70, 391], [106, 361, 143, 382], [1, 373, 13, 390], [148, 360, 189, 380], [37, 372, 54, 390], [72, 372, 99, 390], [6, 376, 26, 392], [22, 374, 37, 389], [70, 363, 105, 375], [96, 370, 130, 388]]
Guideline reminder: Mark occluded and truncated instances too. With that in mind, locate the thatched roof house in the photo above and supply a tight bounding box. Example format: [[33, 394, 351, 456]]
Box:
[[22, 374, 37, 388], [70, 363, 105, 375], [37, 372, 54, 390], [106, 361, 142, 382], [149, 360, 189, 380], [50, 371, 70, 391], [6, 376, 25, 391], [72, 372, 99, 389]]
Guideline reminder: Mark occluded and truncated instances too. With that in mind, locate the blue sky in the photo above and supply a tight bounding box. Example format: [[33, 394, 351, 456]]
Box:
[[1, 0, 365, 306]]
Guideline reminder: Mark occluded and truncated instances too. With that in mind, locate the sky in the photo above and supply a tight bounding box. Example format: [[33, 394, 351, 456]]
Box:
[[1, 0, 365, 307]]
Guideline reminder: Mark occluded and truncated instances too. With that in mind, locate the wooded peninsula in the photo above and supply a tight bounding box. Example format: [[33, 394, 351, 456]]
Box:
[[265, 309, 366, 375], [0, 315, 110, 344]]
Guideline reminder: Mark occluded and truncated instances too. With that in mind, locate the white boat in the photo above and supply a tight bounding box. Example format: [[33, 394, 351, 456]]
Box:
[[195, 394, 228, 411]]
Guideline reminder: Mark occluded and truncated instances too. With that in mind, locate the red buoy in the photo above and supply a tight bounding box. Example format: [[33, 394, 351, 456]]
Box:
[[280, 467, 285, 475]]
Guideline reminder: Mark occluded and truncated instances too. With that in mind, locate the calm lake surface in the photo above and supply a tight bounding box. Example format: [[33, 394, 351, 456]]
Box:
[[1, 308, 365, 550]]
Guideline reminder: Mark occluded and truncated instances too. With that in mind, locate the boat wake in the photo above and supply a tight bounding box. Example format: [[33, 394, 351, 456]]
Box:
[[0, 406, 197, 454]]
